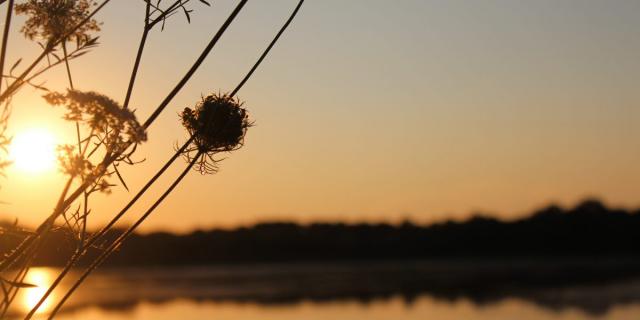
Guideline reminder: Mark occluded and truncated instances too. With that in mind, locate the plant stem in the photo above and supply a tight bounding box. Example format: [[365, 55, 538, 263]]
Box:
[[0, 0, 14, 94], [46, 151, 203, 320], [86, 0, 310, 236], [31, 0, 304, 313], [0, 0, 111, 103], [28, 0, 246, 228], [56, 0, 246, 218], [0, 177, 75, 272], [1, 222, 50, 318], [232, 0, 304, 97], [61, 42, 74, 89], [143, 0, 248, 129], [3, 0, 257, 279], [3, 43, 94, 88], [30, 0, 304, 315], [147, 0, 191, 30], [24, 136, 195, 318], [123, 1, 151, 109], [23, 0, 249, 306]]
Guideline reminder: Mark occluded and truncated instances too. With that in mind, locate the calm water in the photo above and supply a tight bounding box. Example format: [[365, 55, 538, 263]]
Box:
[[7, 261, 640, 319]]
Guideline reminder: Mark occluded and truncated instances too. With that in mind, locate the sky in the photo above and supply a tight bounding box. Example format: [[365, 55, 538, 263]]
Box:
[[0, 0, 639, 232]]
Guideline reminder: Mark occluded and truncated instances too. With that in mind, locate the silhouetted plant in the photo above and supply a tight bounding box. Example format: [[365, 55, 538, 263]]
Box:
[[0, 0, 107, 106], [46, 1, 305, 317], [0, 1, 111, 316], [181, 93, 251, 174], [45, 90, 147, 230], [45, 90, 147, 147], [16, 0, 101, 89], [15, 0, 100, 44], [0, 0, 306, 318]]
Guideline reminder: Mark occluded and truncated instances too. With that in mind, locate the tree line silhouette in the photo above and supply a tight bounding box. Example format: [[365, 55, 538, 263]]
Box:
[[1, 198, 639, 266]]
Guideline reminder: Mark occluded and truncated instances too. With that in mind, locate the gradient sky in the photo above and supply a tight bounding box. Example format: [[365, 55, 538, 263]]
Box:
[[1, 0, 639, 232]]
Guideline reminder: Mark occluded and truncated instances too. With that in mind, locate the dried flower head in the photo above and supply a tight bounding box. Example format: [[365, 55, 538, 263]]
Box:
[[180, 93, 251, 174], [15, 0, 101, 45]]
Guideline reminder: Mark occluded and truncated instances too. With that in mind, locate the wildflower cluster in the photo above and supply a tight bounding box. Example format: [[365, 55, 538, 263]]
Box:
[[15, 0, 100, 45], [45, 89, 147, 146], [45, 90, 146, 192]]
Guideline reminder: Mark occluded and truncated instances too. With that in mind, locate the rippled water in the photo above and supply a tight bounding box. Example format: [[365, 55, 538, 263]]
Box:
[[6, 261, 640, 319]]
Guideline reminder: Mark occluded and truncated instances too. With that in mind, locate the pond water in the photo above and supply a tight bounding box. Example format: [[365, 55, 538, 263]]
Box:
[[6, 261, 640, 319]]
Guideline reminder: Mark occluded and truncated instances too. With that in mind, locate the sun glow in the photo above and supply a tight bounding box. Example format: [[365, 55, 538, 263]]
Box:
[[21, 268, 56, 315], [10, 128, 58, 173]]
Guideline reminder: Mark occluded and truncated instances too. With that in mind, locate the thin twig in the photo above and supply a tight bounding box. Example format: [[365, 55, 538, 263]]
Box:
[[147, 0, 192, 29]]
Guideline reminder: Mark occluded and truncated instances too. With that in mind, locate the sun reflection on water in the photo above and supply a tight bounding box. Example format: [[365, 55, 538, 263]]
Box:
[[20, 268, 56, 315]]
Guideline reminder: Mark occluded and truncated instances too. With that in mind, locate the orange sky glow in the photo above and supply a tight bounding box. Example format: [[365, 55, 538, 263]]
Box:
[[0, 0, 638, 232]]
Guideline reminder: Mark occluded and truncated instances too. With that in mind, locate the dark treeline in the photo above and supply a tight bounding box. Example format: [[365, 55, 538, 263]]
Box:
[[2, 198, 640, 266]]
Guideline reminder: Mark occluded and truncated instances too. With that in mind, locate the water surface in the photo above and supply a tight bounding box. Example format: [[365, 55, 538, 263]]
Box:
[[7, 260, 640, 319]]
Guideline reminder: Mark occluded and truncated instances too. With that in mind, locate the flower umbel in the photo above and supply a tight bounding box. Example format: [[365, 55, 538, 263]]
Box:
[[180, 93, 251, 174], [45, 90, 146, 192], [45, 89, 147, 146], [15, 0, 101, 45]]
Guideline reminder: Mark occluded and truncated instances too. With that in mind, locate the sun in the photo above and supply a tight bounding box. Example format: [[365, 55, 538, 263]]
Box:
[[10, 128, 58, 173]]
